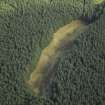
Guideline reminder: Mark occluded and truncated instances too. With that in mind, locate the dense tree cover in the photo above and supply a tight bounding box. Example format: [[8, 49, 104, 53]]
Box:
[[0, 0, 105, 105]]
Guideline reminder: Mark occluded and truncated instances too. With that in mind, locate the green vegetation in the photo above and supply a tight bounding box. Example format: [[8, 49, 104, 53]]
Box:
[[0, 0, 105, 105], [94, 0, 105, 4], [0, 2, 15, 13]]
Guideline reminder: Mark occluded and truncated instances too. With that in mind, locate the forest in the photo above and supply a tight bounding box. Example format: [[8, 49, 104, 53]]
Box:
[[0, 0, 105, 105]]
